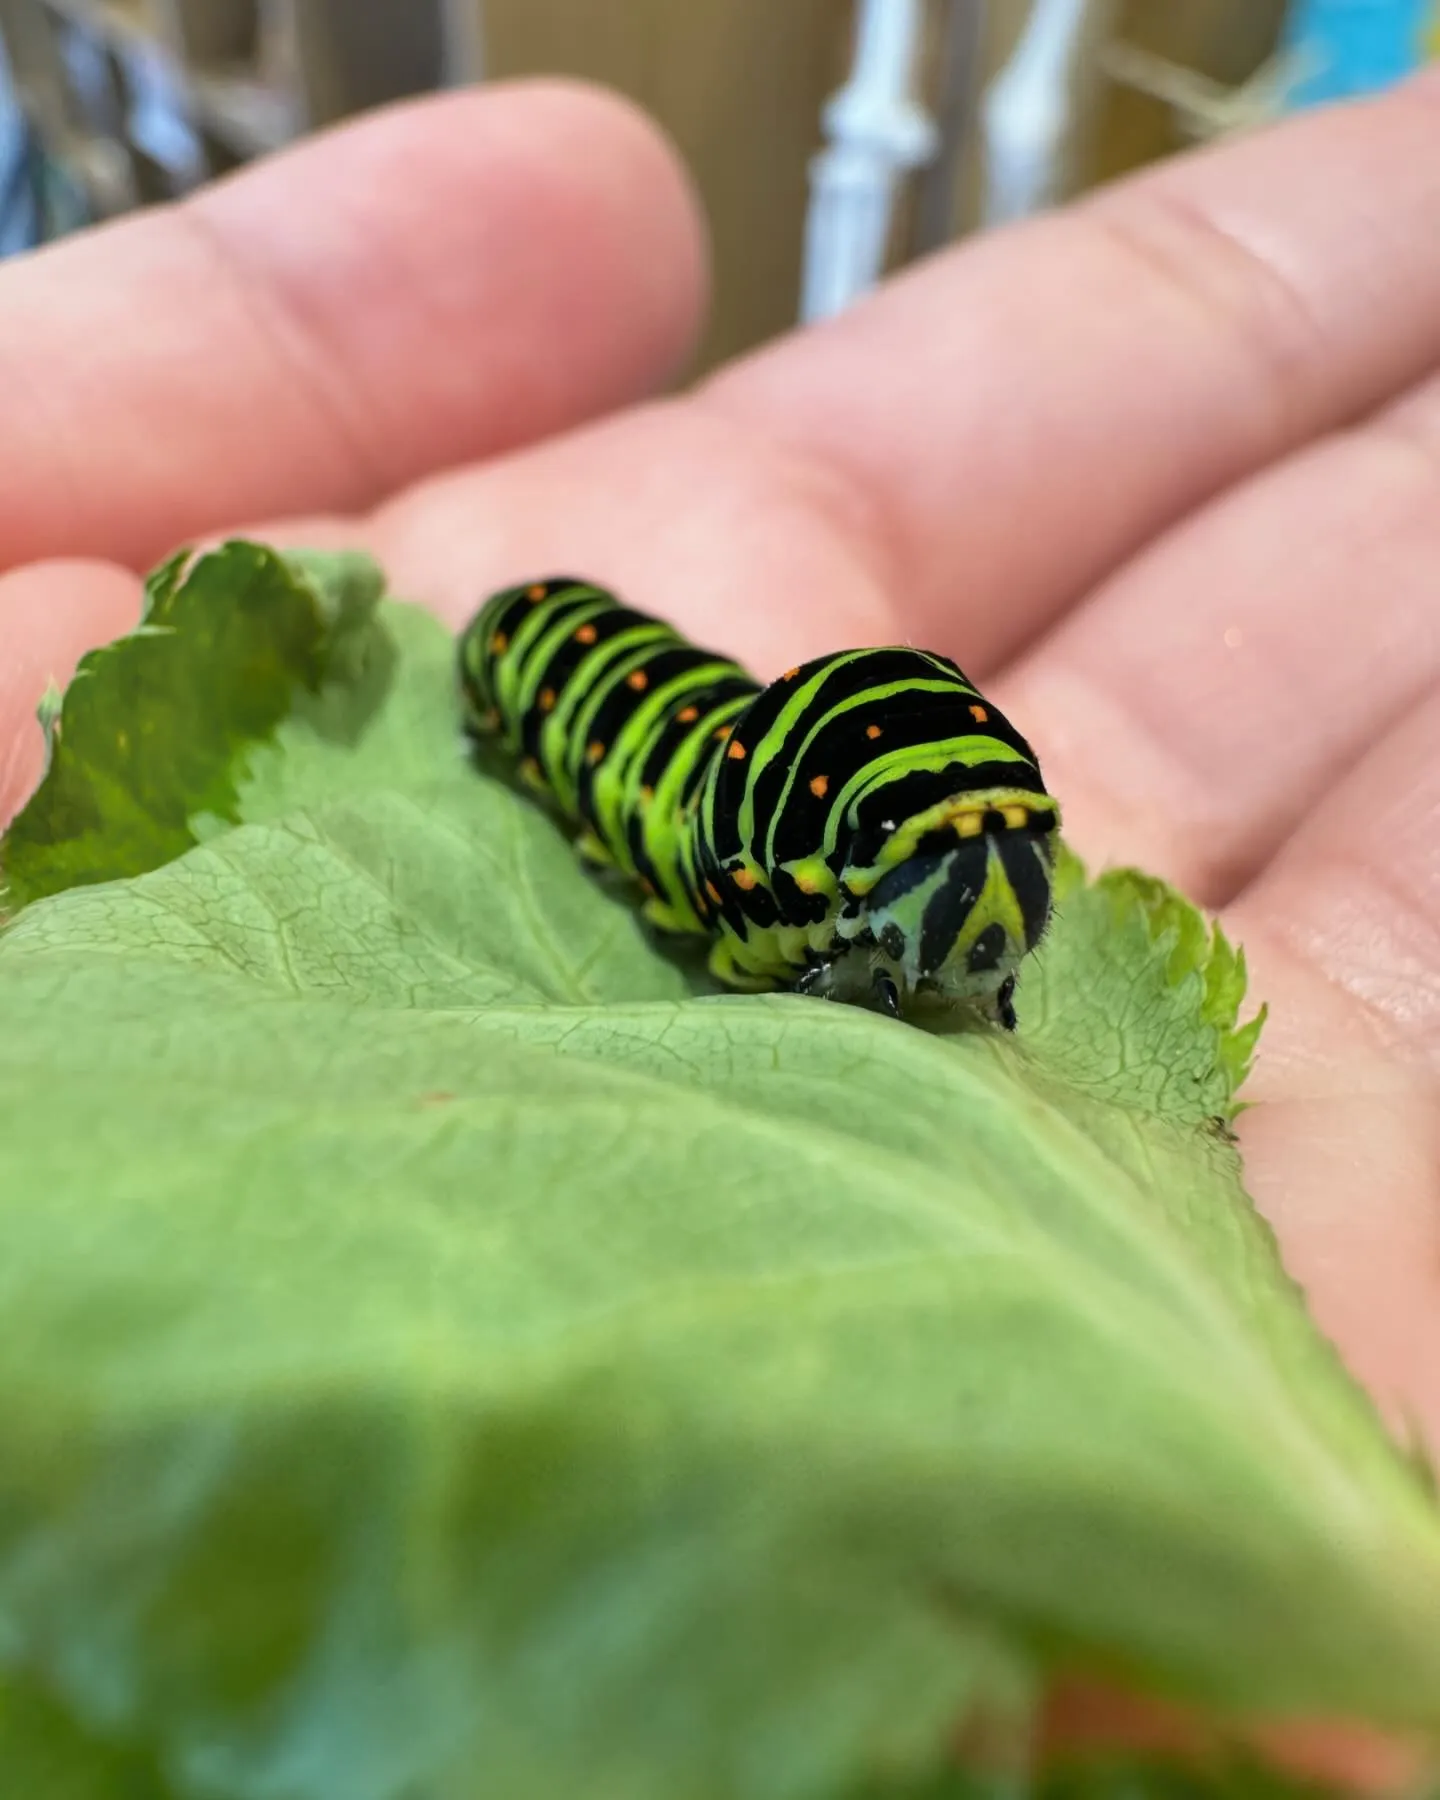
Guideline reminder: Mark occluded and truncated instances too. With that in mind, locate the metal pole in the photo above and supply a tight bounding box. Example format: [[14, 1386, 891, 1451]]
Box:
[[913, 0, 986, 256]]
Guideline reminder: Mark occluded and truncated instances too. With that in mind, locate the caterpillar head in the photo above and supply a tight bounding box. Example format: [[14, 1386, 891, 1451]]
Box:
[[828, 797, 1059, 1026]]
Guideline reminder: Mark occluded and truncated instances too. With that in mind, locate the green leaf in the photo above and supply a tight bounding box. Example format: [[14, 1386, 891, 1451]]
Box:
[[0, 1674, 173, 1800], [0, 541, 383, 915], [1, 549, 1439, 1800], [1018, 852, 1262, 1125]]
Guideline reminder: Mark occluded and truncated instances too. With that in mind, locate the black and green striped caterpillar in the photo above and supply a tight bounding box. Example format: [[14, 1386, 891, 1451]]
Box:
[[459, 578, 1060, 1027]]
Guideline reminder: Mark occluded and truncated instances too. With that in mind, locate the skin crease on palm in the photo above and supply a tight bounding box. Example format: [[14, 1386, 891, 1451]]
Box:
[[2, 62, 1440, 1789]]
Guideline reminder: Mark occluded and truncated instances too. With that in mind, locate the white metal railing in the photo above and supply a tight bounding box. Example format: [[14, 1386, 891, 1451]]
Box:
[[798, 0, 1310, 328], [980, 0, 1112, 226], [799, 0, 1115, 323], [800, 0, 940, 324]]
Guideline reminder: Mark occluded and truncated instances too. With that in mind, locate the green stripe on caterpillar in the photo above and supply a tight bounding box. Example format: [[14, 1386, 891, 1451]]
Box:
[[459, 577, 1060, 1027]]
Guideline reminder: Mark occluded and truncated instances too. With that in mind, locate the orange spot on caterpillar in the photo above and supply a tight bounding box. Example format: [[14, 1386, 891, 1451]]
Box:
[[795, 872, 819, 895], [714, 723, 733, 741], [676, 705, 700, 724], [490, 631, 508, 655], [809, 775, 829, 799], [706, 881, 723, 905], [539, 688, 556, 712], [626, 669, 649, 691], [781, 666, 800, 681], [640, 784, 654, 801], [525, 584, 547, 601], [586, 741, 605, 765], [726, 739, 747, 760], [576, 623, 598, 645], [969, 704, 989, 723], [732, 868, 758, 891], [865, 724, 882, 740]]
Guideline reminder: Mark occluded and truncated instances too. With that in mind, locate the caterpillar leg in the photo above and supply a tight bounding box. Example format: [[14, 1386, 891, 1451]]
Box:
[[871, 968, 901, 1019], [707, 935, 779, 994], [642, 894, 700, 937], [796, 957, 900, 1018], [462, 700, 500, 738], [574, 828, 614, 868], [510, 755, 550, 796], [793, 961, 830, 998]]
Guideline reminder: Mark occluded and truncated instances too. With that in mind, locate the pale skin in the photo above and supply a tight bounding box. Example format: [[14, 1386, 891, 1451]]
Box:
[[2, 71, 1439, 1788]]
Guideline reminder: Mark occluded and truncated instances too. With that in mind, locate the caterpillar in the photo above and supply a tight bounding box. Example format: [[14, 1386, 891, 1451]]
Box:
[[458, 578, 1059, 1028]]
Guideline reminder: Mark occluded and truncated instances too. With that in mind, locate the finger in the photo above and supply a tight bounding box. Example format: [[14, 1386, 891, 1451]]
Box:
[[0, 80, 704, 576], [988, 369, 1440, 906], [1042, 1679, 1425, 1794], [297, 71, 1440, 679], [695, 69, 1440, 670], [1230, 687, 1440, 1070], [0, 561, 143, 827], [363, 402, 902, 670], [1219, 688, 1440, 1446]]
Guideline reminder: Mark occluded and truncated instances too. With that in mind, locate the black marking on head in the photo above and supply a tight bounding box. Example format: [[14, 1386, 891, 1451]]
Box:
[[998, 831, 1054, 951], [916, 840, 989, 976], [868, 851, 945, 911], [966, 921, 1007, 974], [912, 828, 964, 861], [879, 921, 906, 962]]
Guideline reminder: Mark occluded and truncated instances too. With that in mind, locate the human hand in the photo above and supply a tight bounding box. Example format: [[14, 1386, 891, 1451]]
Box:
[[3, 70, 1438, 1784]]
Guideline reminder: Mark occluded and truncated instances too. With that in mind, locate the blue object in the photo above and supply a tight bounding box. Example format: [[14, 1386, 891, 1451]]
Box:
[[1281, 0, 1433, 108], [0, 34, 39, 256]]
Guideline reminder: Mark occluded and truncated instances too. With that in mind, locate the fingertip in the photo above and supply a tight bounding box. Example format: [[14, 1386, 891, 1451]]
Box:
[[200, 74, 711, 439], [0, 79, 710, 572], [483, 76, 712, 381], [1043, 1678, 1428, 1796]]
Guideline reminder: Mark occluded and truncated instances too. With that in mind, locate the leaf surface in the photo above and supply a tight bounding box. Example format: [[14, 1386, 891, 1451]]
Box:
[[1, 547, 1437, 1800]]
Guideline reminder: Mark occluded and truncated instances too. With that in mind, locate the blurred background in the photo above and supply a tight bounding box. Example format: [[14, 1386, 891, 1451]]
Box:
[[0, 0, 1435, 373]]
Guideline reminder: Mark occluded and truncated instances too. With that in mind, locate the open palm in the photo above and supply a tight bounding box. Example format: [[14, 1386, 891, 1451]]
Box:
[[3, 72, 1438, 1774]]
